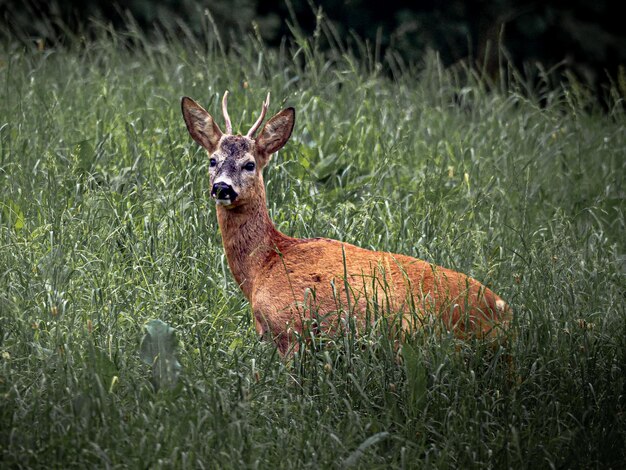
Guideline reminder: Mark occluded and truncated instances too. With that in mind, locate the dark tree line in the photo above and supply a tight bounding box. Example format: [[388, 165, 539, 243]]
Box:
[[2, 0, 625, 96]]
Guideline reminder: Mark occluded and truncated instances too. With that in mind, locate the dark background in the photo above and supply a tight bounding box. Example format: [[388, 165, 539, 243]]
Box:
[[2, 0, 624, 96]]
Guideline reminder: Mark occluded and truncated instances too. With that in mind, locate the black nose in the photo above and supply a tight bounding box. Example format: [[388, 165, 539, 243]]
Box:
[[211, 182, 238, 201]]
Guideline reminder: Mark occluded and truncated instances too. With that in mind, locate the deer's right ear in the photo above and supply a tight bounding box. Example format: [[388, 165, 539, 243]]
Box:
[[181, 97, 223, 152]]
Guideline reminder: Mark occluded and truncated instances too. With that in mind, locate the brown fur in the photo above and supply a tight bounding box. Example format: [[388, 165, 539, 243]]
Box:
[[182, 95, 512, 355]]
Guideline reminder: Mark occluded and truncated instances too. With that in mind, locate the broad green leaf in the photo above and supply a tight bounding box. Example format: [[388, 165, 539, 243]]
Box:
[[75, 139, 95, 172], [1, 199, 24, 231], [343, 432, 390, 468], [90, 347, 118, 392], [402, 343, 427, 417], [140, 319, 181, 391]]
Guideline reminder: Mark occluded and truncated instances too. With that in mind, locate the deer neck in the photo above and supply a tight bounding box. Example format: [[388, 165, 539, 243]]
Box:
[[215, 184, 289, 300]]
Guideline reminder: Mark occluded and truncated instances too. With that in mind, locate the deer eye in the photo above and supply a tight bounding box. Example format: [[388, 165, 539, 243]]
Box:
[[243, 161, 256, 171], [209, 158, 217, 167]]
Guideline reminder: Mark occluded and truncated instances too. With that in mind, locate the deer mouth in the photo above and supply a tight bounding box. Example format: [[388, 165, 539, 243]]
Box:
[[214, 197, 233, 206], [213, 195, 244, 209]]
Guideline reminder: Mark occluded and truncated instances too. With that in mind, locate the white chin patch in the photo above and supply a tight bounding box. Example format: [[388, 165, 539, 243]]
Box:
[[215, 198, 232, 206]]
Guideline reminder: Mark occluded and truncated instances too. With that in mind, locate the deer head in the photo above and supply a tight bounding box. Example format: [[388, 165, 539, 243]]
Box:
[[181, 91, 295, 209]]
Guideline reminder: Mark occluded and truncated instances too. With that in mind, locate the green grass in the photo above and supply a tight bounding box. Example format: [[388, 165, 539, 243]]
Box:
[[1, 17, 625, 469]]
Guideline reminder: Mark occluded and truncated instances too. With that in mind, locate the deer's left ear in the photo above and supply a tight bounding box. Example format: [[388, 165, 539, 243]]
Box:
[[256, 108, 295, 159]]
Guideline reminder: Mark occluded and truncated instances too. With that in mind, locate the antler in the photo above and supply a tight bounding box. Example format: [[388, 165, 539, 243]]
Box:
[[246, 92, 270, 138], [222, 90, 232, 134]]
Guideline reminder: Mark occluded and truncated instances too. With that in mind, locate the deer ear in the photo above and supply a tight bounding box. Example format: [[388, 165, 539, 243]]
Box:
[[181, 97, 223, 152], [256, 107, 295, 158]]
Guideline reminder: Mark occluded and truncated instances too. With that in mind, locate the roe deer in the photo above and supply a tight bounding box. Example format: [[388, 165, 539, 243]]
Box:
[[182, 91, 511, 355]]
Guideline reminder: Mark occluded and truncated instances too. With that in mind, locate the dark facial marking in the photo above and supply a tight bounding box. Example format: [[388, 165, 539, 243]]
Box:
[[222, 157, 239, 175], [221, 136, 250, 158]]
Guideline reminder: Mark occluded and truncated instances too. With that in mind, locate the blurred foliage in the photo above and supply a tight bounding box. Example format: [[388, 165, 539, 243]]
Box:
[[262, 1, 625, 85], [1, 0, 625, 97], [0, 0, 261, 39]]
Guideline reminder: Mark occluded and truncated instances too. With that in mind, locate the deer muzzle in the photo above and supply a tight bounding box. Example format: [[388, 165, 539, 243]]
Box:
[[211, 182, 238, 204]]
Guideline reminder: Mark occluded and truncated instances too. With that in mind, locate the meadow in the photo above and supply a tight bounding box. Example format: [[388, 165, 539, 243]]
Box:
[[1, 16, 625, 468]]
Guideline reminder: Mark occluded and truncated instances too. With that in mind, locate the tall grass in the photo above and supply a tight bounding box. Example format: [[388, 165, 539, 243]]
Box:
[[1, 14, 625, 468]]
